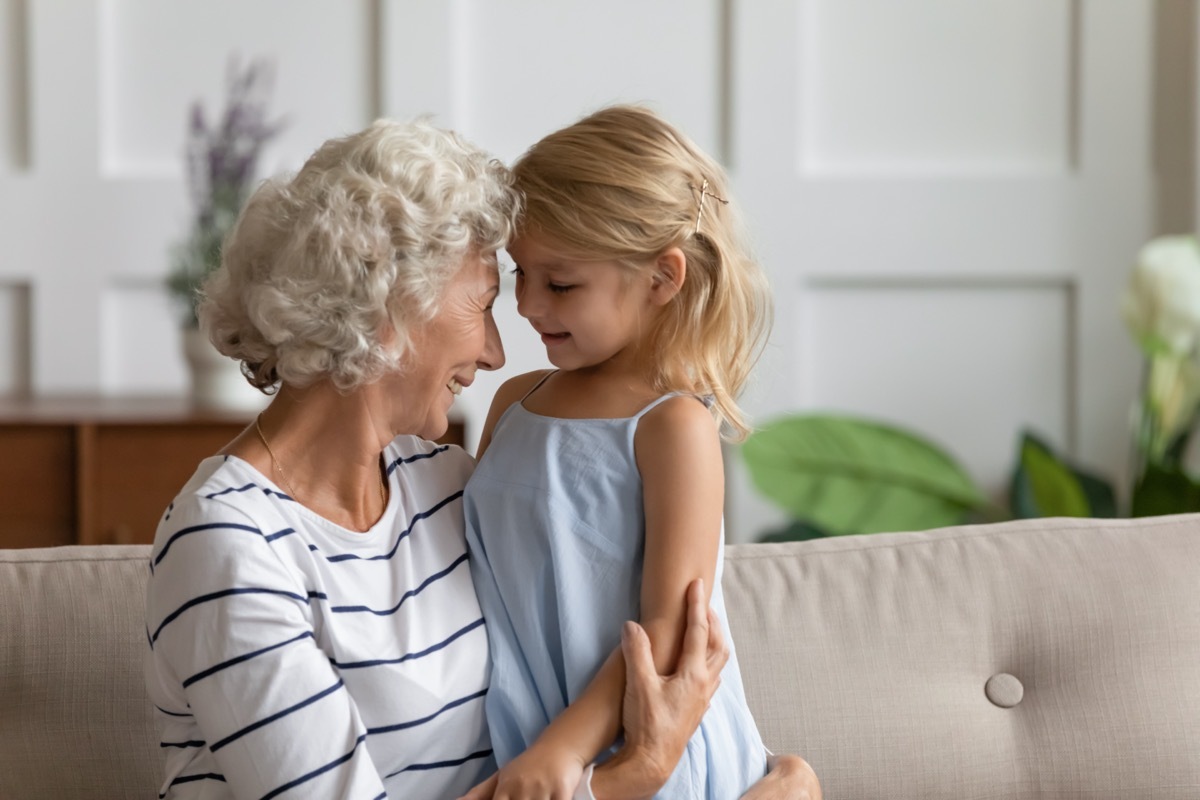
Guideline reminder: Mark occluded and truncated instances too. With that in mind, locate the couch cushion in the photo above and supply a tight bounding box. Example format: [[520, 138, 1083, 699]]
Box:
[[724, 514, 1200, 800], [0, 545, 158, 800]]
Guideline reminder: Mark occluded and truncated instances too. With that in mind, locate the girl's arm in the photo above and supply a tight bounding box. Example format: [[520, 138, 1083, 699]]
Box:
[[487, 396, 724, 797], [633, 396, 725, 670]]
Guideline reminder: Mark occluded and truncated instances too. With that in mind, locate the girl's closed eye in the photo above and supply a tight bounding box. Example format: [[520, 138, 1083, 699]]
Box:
[[511, 263, 573, 293]]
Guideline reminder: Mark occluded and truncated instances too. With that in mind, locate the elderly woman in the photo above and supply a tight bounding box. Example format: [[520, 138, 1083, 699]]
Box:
[[144, 119, 819, 800]]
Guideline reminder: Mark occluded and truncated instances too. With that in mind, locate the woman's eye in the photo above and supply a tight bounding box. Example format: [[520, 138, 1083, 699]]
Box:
[[548, 283, 573, 294]]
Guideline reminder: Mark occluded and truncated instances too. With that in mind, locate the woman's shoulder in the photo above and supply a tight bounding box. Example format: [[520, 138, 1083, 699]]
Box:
[[152, 455, 282, 541], [385, 434, 472, 461], [384, 435, 475, 482], [148, 457, 302, 598]]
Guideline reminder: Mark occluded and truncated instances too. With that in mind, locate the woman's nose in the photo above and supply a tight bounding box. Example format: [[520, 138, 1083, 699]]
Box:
[[478, 313, 506, 371]]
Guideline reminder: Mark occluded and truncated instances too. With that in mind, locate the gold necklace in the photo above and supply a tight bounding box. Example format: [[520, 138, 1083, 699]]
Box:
[[255, 415, 299, 499], [253, 415, 387, 506]]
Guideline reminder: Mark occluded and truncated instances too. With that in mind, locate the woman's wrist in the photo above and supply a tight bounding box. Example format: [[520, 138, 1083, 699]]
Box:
[[588, 746, 667, 800]]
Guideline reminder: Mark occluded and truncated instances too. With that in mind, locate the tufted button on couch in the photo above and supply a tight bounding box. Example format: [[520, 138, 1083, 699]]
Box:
[[2, 514, 1199, 798]]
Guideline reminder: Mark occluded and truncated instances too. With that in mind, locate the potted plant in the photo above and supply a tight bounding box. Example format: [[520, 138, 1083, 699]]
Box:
[[1122, 234, 1200, 513], [168, 56, 284, 410]]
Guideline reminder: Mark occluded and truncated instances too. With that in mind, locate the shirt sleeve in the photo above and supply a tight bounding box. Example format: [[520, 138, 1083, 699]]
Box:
[[145, 494, 387, 799], [573, 764, 597, 800]]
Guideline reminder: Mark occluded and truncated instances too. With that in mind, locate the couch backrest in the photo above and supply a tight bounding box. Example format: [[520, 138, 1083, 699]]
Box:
[[0, 545, 159, 800], [724, 514, 1200, 799], [3, 515, 1200, 799]]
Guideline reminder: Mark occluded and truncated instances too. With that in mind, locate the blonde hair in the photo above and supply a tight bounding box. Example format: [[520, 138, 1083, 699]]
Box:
[[512, 105, 772, 439], [200, 118, 518, 392]]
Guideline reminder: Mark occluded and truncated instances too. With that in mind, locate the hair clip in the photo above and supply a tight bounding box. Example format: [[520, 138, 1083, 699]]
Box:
[[690, 179, 728, 235]]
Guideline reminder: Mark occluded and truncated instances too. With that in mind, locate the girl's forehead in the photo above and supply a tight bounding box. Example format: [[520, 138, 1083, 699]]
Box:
[[507, 236, 566, 268], [508, 233, 615, 272]]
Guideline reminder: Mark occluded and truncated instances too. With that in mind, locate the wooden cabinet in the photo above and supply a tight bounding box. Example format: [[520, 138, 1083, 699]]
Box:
[[0, 397, 463, 548]]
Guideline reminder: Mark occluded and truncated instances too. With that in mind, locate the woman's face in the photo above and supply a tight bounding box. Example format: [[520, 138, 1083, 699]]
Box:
[[398, 250, 505, 439]]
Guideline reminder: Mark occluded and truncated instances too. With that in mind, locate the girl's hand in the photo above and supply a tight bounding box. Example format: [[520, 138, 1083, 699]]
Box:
[[491, 740, 587, 800], [738, 754, 822, 800]]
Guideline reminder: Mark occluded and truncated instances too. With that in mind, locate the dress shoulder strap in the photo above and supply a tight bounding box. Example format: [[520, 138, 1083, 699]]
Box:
[[520, 370, 558, 403], [632, 391, 710, 419]]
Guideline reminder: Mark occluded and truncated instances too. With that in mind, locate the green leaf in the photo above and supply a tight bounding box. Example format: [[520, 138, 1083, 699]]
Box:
[[1076, 471, 1118, 518], [1009, 433, 1091, 518], [756, 519, 831, 543], [1012, 434, 1089, 515], [1132, 462, 1200, 516], [741, 415, 987, 535]]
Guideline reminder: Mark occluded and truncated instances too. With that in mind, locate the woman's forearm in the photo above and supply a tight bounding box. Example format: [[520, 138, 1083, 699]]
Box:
[[588, 747, 664, 800]]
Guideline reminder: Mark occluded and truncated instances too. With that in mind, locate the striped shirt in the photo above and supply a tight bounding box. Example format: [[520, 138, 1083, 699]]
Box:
[[144, 436, 494, 799]]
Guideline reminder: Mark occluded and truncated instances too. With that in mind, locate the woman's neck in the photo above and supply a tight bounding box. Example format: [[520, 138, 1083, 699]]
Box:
[[230, 381, 393, 532]]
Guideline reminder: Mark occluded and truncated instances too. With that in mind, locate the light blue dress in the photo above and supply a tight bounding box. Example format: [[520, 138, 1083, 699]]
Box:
[[464, 383, 767, 799]]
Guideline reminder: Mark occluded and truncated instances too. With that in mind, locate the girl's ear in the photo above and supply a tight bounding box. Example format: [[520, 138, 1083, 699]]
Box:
[[650, 247, 686, 306]]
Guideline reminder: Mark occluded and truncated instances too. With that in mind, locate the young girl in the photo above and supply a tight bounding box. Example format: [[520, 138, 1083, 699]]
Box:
[[464, 105, 771, 799]]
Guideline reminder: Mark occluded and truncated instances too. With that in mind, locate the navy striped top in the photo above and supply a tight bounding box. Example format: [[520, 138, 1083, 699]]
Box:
[[144, 436, 494, 799]]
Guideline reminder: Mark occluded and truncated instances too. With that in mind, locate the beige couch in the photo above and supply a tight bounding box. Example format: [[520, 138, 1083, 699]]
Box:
[[2, 514, 1199, 799]]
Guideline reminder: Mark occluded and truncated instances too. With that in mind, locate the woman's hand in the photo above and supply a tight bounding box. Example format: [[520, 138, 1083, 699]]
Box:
[[467, 579, 738, 800], [739, 754, 822, 800], [590, 578, 728, 799]]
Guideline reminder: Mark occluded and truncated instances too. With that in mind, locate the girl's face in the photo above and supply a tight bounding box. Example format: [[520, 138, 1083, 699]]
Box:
[[507, 233, 658, 375]]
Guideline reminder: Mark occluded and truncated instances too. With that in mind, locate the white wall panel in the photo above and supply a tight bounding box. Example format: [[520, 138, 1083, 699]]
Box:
[[100, 282, 187, 394], [0, 0, 29, 171], [450, 0, 725, 162], [800, 280, 1074, 496], [799, 0, 1074, 175], [98, 0, 374, 178], [380, 0, 731, 450], [380, 0, 460, 127], [0, 282, 30, 395]]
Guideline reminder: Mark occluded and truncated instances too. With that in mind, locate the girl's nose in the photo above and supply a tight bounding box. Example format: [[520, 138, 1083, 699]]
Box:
[[515, 282, 538, 320]]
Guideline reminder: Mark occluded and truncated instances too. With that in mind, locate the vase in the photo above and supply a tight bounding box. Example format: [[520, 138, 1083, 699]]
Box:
[[181, 328, 269, 412]]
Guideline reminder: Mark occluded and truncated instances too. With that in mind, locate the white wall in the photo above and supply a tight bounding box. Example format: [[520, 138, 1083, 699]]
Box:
[[0, 0, 1196, 540]]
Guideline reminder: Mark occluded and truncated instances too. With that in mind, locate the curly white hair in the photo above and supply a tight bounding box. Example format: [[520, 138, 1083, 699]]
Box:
[[199, 118, 519, 392]]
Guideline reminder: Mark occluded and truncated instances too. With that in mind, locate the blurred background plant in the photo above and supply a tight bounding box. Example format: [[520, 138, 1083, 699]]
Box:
[[745, 234, 1200, 541], [1122, 235, 1200, 516], [741, 416, 1114, 541], [167, 56, 285, 327]]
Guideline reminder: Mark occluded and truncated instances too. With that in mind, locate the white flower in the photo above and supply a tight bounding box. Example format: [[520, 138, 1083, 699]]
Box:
[[1146, 353, 1200, 454], [1122, 235, 1200, 357]]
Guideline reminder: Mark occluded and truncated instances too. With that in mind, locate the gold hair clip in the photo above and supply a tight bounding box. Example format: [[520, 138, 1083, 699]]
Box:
[[691, 179, 729, 235]]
